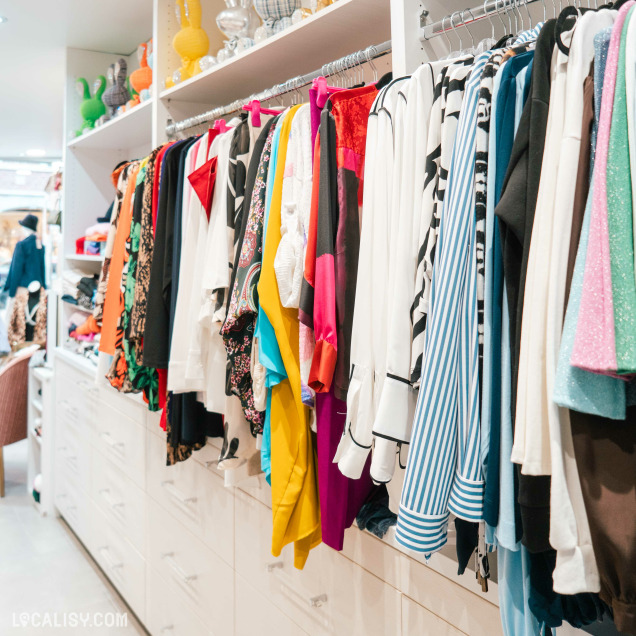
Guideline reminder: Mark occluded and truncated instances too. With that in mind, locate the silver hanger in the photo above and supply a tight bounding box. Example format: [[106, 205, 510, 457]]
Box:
[[442, 14, 453, 53], [462, 8, 476, 49], [485, 0, 496, 40], [450, 11, 463, 51], [495, 0, 508, 36]]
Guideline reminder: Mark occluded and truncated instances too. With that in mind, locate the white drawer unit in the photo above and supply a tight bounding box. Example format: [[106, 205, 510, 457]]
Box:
[[91, 502, 146, 623], [91, 448, 147, 555], [146, 567, 214, 636], [93, 403, 146, 489], [53, 349, 503, 636], [235, 574, 309, 636], [55, 425, 91, 489], [146, 430, 235, 566], [55, 466, 91, 548], [147, 499, 234, 634], [233, 489, 402, 636]]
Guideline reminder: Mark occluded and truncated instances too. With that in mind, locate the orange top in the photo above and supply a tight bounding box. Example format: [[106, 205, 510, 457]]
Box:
[[99, 161, 139, 355]]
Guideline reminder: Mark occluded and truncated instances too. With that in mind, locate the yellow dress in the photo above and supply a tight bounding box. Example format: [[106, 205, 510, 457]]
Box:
[[258, 105, 322, 569]]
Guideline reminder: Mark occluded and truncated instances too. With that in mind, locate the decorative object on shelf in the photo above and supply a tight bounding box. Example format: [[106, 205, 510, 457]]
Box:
[[273, 16, 293, 32], [254, 0, 300, 21], [75, 76, 106, 136], [141, 40, 154, 101], [235, 37, 255, 54], [126, 78, 140, 110], [253, 24, 270, 42], [130, 41, 153, 102], [166, 0, 210, 88], [215, 0, 259, 60], [32, 473, 42, 503], [102, 59, 130, 117], [199, 54, 218, 72], [310, 0, 333, 11], [291, 7, 312, 24], [253, 0, 300, 38], [216, 38, 239, 63], [216, 0, 259, 39]]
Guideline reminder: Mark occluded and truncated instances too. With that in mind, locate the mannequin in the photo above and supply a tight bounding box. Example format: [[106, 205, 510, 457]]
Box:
[[4, 214, 46, 347], [4, 214, 46, 298]]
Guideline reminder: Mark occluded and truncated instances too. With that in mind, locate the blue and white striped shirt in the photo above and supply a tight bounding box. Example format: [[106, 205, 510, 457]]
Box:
[[396, 52, 490, 555]]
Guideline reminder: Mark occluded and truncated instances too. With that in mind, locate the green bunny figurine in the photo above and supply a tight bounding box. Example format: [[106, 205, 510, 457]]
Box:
[[75, 76, 107, 136]]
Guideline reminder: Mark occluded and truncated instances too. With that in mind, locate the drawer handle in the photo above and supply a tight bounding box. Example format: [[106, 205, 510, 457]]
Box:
[[100, 432, 125, 453], [98, 546, 124, 570], [279, 579, 328, 609], [59, 399, 78, 414], [161, 552, 197, 584], [266, 562, 283, 573], [161, 480, 197, 505], [78, 379, 99, 394], [98, 488, 125, 512]]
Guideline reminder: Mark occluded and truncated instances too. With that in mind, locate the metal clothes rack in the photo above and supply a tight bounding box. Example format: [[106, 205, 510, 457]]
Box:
[[166, 40, 392, 137], [420, 0, 542, 40]]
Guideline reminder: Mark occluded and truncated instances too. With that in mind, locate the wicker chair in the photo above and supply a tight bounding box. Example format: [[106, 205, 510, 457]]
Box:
[[0, 350, 35, 497]]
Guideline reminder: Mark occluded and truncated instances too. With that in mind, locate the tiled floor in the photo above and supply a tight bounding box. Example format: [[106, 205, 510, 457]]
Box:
[[0, 440, 146, 635]]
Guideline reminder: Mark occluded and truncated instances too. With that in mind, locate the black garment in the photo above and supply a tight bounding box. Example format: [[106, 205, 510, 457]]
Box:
[[143, 139, 191, 368], [4, 233, 46, 297], [495, 18, 557, 555]]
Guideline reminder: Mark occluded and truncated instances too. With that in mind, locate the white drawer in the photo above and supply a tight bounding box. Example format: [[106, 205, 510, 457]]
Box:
[[146, 566, 213, 636], [91, 502, 145, 623], [91, 448, 146, 555], [98, 382, 147, 423], [402, 595, 465, 635], [55, 466, 91, 548], [233, 490, 402, 635], [146, 430, 234, 566], [235, 573, 309, 636], [56, 426, 90, 489], [146, 499, 234, 634], [399, 552, 502, 636], [146, 408, 164, 438], [94, 404, 146, 489]]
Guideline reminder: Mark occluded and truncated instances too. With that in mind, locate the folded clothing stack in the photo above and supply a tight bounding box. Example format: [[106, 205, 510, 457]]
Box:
[[76, 275, 98, 310]]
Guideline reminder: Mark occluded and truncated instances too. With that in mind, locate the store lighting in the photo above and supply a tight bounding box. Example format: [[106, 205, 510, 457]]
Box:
[[26, 148, 46, 157], [16, 169, 32, 176], [0, 16, 8, 24]]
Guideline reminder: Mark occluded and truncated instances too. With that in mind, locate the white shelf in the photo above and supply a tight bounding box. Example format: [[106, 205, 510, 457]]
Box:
[[55, 346, 98, 376], [160, 0, 391, 106], [65, 254, 104, 262], [31, 398, 43, 413], [67, 98, 153, 150]]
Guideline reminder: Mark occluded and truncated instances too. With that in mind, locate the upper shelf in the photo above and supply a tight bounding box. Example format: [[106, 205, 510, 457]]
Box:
[[160, 0, 391, 105], [67, 98, 153, 151]]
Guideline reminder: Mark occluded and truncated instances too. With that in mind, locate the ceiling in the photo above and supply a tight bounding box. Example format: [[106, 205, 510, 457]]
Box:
[[0, 0, 152, 161]]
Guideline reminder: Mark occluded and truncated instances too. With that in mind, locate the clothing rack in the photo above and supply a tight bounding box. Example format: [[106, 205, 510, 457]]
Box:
[[165, 40, 392, 137], [420, 0, 542, 40]]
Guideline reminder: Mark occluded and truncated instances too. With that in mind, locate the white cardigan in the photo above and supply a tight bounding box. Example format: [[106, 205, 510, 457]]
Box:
[[167, 136, 207, 393], [371, 63, 443, 483]]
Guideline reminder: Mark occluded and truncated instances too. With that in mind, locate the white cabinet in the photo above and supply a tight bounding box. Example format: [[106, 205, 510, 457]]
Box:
[[146, 499, 234, 634]]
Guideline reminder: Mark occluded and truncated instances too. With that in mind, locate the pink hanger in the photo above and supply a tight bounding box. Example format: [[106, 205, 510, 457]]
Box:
[[212, 119, 230, 133], [242, 99, 280, 127], [312, 76, 346, 109]]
